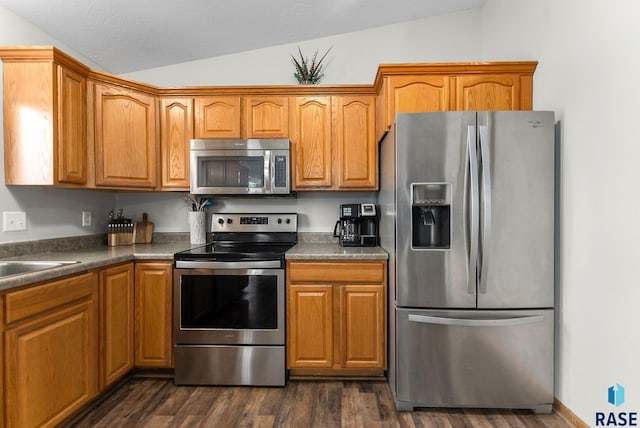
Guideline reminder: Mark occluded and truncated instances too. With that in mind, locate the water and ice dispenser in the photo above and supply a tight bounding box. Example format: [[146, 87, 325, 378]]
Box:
[[411, 183, 451, 250]]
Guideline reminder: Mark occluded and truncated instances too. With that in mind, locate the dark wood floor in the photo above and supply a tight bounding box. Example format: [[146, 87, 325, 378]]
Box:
[[68, 379, 575, 427]]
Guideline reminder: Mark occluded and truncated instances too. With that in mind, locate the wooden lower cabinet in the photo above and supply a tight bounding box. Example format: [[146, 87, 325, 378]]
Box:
[[288, 284, 334, 368], [286, 260, 387, 376], [100, 263, 134, 388], [339, 285, 386, 368], [134, 261, 173, 368], [2, 272, 99, 428]]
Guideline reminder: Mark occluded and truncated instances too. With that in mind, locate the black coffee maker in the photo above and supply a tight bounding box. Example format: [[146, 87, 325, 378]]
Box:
[[333, 203, 378, 247]]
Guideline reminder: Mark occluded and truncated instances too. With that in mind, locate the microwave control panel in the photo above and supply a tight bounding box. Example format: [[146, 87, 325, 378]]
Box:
[[274, 155, 287, 188]]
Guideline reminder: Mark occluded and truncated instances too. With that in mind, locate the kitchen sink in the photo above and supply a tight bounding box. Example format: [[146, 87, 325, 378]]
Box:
[[0, 260, 79, 279]]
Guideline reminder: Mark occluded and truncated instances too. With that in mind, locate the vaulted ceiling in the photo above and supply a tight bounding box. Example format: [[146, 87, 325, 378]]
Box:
[[0, 0, 484, 73]]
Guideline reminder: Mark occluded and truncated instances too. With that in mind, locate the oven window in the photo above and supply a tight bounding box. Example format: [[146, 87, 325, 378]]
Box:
[[180, 274, 277, 329], [197, 156, 264, 188]]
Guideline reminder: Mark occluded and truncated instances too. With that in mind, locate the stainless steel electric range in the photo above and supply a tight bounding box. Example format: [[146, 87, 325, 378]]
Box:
[[173, 212, 297, 386]]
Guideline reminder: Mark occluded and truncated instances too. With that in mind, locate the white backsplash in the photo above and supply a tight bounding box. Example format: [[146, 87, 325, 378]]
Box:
[[115, 191, 376, 233]]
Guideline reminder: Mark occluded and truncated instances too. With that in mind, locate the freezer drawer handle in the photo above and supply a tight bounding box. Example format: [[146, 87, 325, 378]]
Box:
[[407, 314, 544, 327]]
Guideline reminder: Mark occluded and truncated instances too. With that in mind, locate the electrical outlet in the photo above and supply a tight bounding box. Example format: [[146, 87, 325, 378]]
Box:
[[82, 211, 92, 227], [3, 211, 27, 232]]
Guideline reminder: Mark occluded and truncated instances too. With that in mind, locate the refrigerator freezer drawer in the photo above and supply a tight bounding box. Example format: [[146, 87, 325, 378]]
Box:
[[395, 308, 554, 412]]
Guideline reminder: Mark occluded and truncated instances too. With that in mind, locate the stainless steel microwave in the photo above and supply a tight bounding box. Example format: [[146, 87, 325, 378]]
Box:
[[190, 139, 290, 195]]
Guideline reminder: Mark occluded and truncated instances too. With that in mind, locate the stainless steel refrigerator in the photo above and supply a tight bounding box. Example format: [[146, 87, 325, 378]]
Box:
[[378, 111, 555, 413]]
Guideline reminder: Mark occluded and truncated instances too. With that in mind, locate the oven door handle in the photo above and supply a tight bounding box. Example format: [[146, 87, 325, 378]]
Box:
[[175, 260, 282, 269]]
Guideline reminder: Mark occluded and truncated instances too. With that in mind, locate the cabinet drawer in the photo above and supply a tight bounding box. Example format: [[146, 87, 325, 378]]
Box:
[[4, 272, 96, 325], [288, 261, 384, 283]]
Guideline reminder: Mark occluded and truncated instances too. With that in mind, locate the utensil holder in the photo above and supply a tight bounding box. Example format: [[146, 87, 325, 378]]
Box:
[[189, 211, 206, 245]]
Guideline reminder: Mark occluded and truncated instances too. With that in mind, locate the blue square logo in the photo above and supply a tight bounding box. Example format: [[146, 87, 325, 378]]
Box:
[[608, 384, 625, 407]]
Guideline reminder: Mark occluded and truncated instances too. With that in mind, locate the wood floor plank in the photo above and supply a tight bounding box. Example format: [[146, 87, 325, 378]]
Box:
[[397, 411, 418, 428], [341, 381, 364, 428], [273, 381, 315, 427], [72, 379, 575, 428], [309, 381, 342, 428], [90, 379, 168, 427]]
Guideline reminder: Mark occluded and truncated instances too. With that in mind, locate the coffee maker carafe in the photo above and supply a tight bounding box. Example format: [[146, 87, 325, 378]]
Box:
[[333, 203, 378, 247]]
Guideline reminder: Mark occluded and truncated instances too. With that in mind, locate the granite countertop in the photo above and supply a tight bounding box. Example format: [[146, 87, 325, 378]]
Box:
[[0, 238, 193, 292], [0, 232, 388, 292], [286, 242, 388, 260]]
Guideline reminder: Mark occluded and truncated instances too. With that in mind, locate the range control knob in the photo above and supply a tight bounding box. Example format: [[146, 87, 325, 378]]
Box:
[[227, 218, 233, 224], [277, 218, 283, 224], [286, 218, 291, 224], [217, 218, 224, 225]]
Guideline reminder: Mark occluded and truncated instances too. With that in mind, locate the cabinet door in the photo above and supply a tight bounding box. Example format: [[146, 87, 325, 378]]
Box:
[[135, 262, 173, 368], [333, 95, 377, 190], [338, 285, 386, 369], [384, 75, 450, 130], [287, 284, 333, 368], [57, 65, 87, 184], [289, 96, 332, 189], [245, 96, 289, 138], [194, 96, 241, 138], [455, 74, 521, 111], [160, 97, 193, 190], [94, 83, 156, 188], [4, 275, 98, 428], [100, 263, 134, 388]]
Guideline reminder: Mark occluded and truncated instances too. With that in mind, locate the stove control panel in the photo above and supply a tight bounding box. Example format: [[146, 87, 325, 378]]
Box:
[[211, 213, 297, 232]]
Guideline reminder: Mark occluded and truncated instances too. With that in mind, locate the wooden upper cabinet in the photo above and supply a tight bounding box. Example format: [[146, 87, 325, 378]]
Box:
[[160, 97, 193, 190], [333, 95, 377, 190], [381, 75, 449, 131], [194, 96, 241, 138], [3, 60, 87, 185], [93, 83, 157, 188], [57, 66, 88, 184], [454, 73, 529, 111], [245, 96, 289, 138], [375, 62, 537, 136], [289, 96, 333, 189]]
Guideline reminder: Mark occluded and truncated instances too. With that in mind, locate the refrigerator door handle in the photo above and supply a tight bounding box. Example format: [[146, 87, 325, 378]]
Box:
[[467, 125, 479, 295], [478, 125, 492, 294], [407, 314, 544, 327]]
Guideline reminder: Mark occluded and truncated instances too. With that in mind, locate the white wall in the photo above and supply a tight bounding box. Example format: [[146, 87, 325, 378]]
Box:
[[124, 9, 482, 86], [0, 5, 117, 243], [481, 0, 640, 424]]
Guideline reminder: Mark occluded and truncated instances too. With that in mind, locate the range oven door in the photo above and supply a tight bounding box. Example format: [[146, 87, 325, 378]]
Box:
[[173, 266, 285, 346]]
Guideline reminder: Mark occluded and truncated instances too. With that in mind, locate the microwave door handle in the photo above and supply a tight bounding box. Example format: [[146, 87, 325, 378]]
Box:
[[264, 150, 272, 193]]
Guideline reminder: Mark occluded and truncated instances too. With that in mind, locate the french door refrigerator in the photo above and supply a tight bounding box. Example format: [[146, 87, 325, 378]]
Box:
[[378, 111, 555, 413]]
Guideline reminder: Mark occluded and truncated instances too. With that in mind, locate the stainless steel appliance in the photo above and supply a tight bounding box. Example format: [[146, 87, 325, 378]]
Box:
[[378, 111, 555, 412], [333, 203, 378, 247], [190, 139, 290, 195], [173, 213, 297, 386]]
